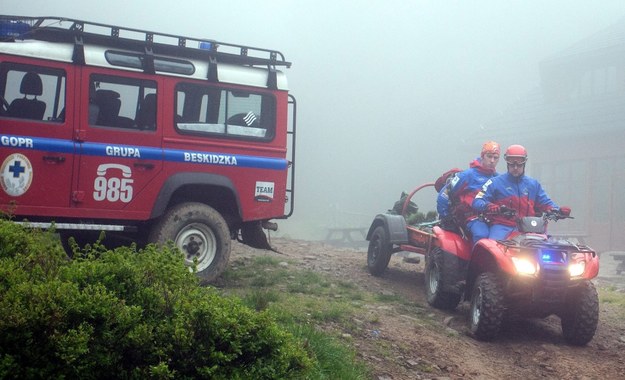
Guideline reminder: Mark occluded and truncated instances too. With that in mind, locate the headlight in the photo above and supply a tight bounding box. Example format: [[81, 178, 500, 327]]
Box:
[[511, 256, 537, 275], [569, 261, 586, 277]]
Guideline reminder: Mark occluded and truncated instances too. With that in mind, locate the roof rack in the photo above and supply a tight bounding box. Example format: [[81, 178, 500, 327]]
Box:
[[0, 15, 291, 70]]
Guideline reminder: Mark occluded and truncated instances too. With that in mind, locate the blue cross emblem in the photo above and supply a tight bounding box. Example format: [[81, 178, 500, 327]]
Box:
[[9, 160, 25, 178]]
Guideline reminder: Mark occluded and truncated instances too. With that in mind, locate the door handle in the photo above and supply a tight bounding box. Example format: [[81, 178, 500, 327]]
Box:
[[133, 162, 155, 170], [42, 155, 66, 163]]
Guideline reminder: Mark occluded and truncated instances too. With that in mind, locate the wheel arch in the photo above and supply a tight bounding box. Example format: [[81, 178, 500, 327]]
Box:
[[467, 240, 511, 293], [150, 173, 241, 223], [432, 226, 471, 260], [366, 213, 408, 245]]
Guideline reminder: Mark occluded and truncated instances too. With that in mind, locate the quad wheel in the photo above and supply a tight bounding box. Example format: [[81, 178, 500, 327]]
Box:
[[560, 280, 599, 346], [149, 202, 231, 283], [469, 272, 505, 341], [424, 248, 461, 310], [367, 225, 392, 276]]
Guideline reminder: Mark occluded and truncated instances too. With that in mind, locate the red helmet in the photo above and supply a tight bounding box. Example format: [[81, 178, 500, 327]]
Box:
[[481, 141, 500, 156], [504, 144, 527, 163]]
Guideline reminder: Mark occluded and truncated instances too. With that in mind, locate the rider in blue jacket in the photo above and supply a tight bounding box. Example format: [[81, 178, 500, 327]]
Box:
[[472, 144, 570, 241], [437, 141, 500, 245]]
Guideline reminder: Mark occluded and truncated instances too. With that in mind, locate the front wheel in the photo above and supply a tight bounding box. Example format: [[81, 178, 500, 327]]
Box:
[[424, 248, 461, 310], [560, 281, 599, 346], [148, 202, 231, 283], [367, 226, 392, 276], [469, 272, 505, 341]]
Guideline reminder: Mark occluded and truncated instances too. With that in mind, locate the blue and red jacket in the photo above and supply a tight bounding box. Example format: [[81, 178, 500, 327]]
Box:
[[437, 158, 497, 222], [472, 172, 558, 226]]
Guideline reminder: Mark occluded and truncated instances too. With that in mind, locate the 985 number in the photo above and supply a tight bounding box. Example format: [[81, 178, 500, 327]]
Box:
[[93, 164, 134, 203]]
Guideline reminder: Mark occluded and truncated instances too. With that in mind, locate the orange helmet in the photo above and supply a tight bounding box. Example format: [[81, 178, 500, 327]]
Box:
[[504, 144, 528, 163], [481, 141, 500, 156]]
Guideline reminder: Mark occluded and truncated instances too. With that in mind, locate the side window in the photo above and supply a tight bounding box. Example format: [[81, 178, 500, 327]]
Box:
[[174, 82, 275, 141], [89, 74, 157, 131], [0, 63, 66, 122]]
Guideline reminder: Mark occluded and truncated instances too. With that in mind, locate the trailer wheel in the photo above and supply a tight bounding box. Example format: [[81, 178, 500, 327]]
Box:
[[367, 225, 392, 276], [469, 272, 505, 341], [148, 202, 231, 283], [560, 280, 599, 346], [424, 248, 461, 310]]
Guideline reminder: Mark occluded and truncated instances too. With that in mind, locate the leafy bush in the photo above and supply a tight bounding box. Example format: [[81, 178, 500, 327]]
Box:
[[0, 221, 311, 379], [390, 191, 437, 225]]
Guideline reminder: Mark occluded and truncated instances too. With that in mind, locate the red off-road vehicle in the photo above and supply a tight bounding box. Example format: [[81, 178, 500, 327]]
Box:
[[366, 182, 600, 345], [0, 16, 295, 282]]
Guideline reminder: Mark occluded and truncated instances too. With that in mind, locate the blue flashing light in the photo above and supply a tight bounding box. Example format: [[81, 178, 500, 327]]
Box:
[[0, 19, 31, 39], [541, 250, 566, 264], [199, 41, 213, 50]]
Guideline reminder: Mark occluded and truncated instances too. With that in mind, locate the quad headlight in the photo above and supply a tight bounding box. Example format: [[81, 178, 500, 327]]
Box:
[[511, 256, 537, 276], [568, 261, 586, 277], [507, 247, 587, 278]]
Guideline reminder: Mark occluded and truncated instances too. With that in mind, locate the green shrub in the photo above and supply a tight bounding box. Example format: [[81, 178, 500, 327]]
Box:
[[0, 221, 311, 379]]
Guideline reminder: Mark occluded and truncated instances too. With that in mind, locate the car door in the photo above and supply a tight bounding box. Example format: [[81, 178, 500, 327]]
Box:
[[0, 61, 75, 215], [72, 68, 162, 217]]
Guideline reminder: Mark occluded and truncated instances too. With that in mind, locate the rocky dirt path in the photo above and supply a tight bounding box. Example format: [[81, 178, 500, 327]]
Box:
[[231, 238, 625, 379]]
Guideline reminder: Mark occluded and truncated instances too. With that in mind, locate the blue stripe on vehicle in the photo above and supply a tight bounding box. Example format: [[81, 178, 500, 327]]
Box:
[[1, 134, 287, 170], [80, 141, 163, 160], [1, 134, 74, 153], [163, 149, 287, 170]]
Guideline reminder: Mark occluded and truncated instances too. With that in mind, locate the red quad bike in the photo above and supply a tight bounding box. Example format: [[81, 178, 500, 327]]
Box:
[[366, 182, 600, 345]]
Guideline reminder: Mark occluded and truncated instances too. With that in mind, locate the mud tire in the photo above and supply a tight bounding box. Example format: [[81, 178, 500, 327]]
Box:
[[560, 280, 599, 346], [425, 248, 461, 310], [148, 202, 231, 284], [469, 272, 505, 341], [367, 225, 392, 276]]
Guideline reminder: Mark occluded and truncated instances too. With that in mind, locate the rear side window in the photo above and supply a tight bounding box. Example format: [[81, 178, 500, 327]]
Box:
[[175, 82, 276, 141], [0, 63, 66, 122], [89, 74, 157, 131]]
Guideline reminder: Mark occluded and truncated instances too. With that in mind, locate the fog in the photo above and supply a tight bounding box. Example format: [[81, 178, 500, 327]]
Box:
[[5, 1, 625, 240]]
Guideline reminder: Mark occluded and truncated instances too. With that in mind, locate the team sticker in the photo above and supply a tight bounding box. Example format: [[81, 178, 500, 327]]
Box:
[[1, 153, 33, 197], [255, 181, 274, 202]]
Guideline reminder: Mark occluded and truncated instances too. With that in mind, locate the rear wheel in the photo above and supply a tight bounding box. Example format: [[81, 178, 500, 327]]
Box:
[[149, 202, 231, 283], [560, 280, 599, 346], [367, 226, 392, 276], [424, 248, 461, 310], [469, 272, 505, 341]]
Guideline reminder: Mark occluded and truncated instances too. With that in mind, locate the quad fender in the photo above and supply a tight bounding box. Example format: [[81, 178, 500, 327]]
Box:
[[581, 251, 600, 279], [470, 239, 517, 278], [470, 239, 600, 281], [432, 226, 471, 261], [366, 214, 408, 245]]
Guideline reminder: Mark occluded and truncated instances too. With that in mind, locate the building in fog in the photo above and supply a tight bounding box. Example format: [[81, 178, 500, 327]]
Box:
[[479, 17, 625, 253]]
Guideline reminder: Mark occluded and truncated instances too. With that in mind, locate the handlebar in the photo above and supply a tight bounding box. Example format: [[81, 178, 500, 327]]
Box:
[[498, 205, 517, 219], [483, 206, 573, 222], [544, 209, 574, 221], [483, 204, 517, 220]]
